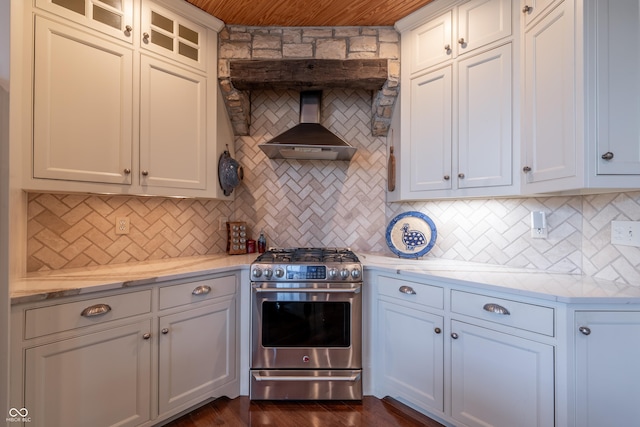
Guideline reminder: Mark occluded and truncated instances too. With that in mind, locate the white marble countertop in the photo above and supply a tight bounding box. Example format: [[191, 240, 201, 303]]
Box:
[[11, 252, 640, 305], [11, 254, 256, 304]]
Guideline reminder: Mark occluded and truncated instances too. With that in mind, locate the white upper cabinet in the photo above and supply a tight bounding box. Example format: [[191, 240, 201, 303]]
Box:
[[23, 0, 230, 199], [35, 0, 134, 43], [522, 0, 640, 194], [522, 0, 577, 189], [410, 12, 453, 75], [590, 0, 640, 177], [139, 55, 207, 190], [33, 16, 134, 185], [457, 0, 512, 55], [393, 0, 517, 201]]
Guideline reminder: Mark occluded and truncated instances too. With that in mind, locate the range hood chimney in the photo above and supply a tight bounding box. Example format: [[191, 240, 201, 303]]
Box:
[[258, 91, 357, 161]]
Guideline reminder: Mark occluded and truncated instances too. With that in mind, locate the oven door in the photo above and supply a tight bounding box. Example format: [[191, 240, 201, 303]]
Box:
[[251, 282, 362, 370]]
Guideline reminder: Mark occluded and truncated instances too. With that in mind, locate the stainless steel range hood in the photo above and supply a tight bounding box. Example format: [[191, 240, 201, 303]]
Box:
[[258, 91, 357, 161]]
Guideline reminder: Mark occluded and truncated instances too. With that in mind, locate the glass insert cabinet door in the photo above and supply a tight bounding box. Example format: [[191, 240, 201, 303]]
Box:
[[141, 1, 208, 71], [35, 0, 134, 43]]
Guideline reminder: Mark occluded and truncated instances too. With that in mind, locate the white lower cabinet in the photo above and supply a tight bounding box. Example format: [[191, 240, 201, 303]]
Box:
[[378, 300, 444, 412], [11, 273, 239, 427], [574, 311, 640, 427], [450, 320, 554, 427], [374, 272, 557, 427], [158, 297, 236, 415], [24, 320, 152, 427]]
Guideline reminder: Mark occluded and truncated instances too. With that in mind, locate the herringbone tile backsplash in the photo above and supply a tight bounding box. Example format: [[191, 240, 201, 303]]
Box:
[[26, 88, 640, 286]]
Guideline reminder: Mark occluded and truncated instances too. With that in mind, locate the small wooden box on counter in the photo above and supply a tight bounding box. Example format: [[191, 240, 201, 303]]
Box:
[[226, 221, 247, 255]]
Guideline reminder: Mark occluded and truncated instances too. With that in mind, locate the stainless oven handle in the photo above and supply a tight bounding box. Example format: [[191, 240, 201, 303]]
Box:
[[252, 286, 361, 294], [252, 373, 361, 382]]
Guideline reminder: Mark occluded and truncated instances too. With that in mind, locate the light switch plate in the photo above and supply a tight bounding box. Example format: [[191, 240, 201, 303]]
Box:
[[611, 220, 640, 247]]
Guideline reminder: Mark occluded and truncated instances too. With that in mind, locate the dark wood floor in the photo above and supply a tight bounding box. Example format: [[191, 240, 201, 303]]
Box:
[[162, 396, 446, 427]]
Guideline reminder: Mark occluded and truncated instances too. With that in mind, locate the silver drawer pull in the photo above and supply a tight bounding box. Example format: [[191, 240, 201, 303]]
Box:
[[483, 303, 510, 315], [192, 285, 212, 295], [80, 303, 112, 317], [399, 285, 416, 295]]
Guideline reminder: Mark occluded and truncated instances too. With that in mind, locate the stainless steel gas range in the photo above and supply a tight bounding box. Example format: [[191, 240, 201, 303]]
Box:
[[249, 247, 362, 400]]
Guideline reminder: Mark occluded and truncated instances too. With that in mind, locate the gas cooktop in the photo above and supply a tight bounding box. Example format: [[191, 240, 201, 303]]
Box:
[[251, 247, 361, 282]]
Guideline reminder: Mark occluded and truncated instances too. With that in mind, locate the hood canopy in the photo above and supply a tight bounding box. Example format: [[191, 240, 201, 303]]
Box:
[[258, 91, 357, 161]]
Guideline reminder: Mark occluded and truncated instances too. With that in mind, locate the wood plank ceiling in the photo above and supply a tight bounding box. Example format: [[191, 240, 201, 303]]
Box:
[[185, 0, 435, 26]]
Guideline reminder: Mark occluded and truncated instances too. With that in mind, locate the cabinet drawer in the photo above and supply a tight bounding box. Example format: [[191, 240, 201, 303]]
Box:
[[25, 290, 152, 339], [451, 290, 554, 336], [159, 275, 236, 310], [378, 276, 444, 310]]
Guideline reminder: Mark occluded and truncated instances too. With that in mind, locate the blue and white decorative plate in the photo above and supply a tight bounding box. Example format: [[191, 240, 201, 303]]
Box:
[[386, 211, 437, 258]]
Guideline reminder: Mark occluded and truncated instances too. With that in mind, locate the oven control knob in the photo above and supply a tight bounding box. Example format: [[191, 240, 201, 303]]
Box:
[[275, 267, 285, 278], [351, 268, 361, 279], [264, 268, 273, 279], [340, 268, 350, 280], [328, 268, 338, 280], [252, 267, 262, 278]]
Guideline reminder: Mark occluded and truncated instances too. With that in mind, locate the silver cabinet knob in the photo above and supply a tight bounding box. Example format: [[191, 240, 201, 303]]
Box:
[[143, 333, 151, 340], [458, 38, 466, 45], [434, 327, 442, 334], [143, 32, 150, 43], [523, 5, 532, 13], [523, 166, 532, 173], [601, 152, 614, 160], [458, 173, 465, 179], [579, 326, 591, 336], [141, 170, 149, 176], [125, 25, 132, 36], [451, 332, 459, 339], [161, 328, 169, 334], [444, 175, 450, 180], [444, 44, 451, 52], [123, 168, 131, 175]]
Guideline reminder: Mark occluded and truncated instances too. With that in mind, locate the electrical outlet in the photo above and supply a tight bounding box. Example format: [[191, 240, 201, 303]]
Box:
[[611, 221, 640, 247], [115, 217, 130, 235], [219, 217, 228, 231]]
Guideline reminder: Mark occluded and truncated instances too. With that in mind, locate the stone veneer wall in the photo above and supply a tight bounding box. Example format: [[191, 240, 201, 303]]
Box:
[[217, 25, 401, 136]]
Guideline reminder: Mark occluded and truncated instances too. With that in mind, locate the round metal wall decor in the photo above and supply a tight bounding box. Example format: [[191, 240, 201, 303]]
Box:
[[218, 146, 243, 196], [386, 211, 437, 258]]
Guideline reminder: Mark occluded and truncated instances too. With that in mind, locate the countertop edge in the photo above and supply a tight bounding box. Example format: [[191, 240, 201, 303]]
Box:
[[11, 253, 640, 305]]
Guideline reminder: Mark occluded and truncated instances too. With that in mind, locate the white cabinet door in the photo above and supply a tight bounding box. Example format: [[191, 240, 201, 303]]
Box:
[[24, 320, 152, 427], [458, 43, 512, 189], [378, 299, 444, 413], [410, 12, 453, 75], [522, 0, 559, 27], [593, 0, 640, 175], [33, 16, 133, 185], [522, 0, 577, 187], [139, 55, 207, 190], [450, 320, 554, 427], [407, 65, 453, 193], [457, 0, 512, 55], [575, 311, 640, 427], [158, 299, 236, 415]]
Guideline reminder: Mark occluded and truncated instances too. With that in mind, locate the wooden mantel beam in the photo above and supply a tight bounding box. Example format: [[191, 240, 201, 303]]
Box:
[[229, 59, 388, 91]]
